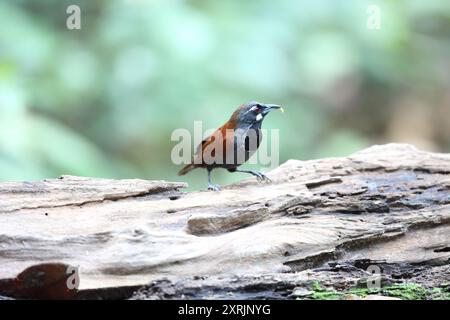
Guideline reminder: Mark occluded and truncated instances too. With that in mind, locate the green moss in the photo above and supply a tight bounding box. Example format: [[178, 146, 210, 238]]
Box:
[[306, 282, 449, 300], [381, 284, 427, 300], [308, 281, 344, 300], [429, 287, 450, 300]]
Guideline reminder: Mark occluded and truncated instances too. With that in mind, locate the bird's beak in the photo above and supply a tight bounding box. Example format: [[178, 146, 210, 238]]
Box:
[[262, 104, 284, 115]]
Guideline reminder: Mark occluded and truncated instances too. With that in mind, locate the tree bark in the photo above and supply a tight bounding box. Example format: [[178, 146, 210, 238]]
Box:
[[0, 143, 449, 299]]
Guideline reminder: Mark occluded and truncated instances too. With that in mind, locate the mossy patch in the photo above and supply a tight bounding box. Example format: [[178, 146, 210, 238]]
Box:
[[305, 281, 449, 300], [429, 286, 450, 300], [308, 281, 343, 300]]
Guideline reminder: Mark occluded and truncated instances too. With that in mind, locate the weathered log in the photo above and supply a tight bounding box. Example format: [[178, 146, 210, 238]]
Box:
[[0, 143, 449, 299]]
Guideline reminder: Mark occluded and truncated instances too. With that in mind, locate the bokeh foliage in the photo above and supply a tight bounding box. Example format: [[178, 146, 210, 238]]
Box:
[[1, 0, 449, 189]]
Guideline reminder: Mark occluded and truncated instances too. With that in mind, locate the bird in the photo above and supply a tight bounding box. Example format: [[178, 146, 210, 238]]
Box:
[[178, 101, 283, 191]]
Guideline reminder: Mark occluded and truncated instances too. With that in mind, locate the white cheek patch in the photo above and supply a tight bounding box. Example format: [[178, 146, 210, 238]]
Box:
[[256, 113, 263, 121]]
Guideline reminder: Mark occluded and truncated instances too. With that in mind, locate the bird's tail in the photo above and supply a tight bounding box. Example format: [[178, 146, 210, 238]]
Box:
[[178, 163, 196, 176]]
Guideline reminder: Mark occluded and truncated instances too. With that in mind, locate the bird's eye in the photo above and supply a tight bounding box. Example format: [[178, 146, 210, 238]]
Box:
[[250, 105, 260, 113], [253, 105, 262, 112]]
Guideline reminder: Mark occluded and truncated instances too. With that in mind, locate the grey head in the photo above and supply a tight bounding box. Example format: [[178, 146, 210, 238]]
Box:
[[232, 101, 282, 127]]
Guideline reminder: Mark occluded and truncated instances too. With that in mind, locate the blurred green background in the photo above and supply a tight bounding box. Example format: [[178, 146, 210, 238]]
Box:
[[1, 0, 449, 190]]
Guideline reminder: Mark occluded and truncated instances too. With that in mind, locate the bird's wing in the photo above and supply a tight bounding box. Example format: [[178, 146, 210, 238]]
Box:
[[193, 124, 235, 165]]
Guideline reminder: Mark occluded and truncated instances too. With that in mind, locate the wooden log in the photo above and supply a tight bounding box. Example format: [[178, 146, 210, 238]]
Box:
[[0, 143, 449, 299]]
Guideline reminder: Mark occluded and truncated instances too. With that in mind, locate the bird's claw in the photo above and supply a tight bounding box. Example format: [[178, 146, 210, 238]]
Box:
[[207, 184, 221, 191], [254, 172, 271, 183]]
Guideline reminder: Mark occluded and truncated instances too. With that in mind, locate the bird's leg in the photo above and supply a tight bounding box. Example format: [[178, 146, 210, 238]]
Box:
[[207, 169, 221, 191], [232, 169, 271, 183]]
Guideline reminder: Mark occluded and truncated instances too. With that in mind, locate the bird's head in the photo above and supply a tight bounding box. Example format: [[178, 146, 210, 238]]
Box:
[[232, 101, 283, 126]]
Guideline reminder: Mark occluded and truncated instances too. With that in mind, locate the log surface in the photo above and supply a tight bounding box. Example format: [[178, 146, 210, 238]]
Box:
[[0, 144, 449, 299]]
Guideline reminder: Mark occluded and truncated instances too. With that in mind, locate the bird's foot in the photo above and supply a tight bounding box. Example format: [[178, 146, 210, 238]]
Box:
[[254, 171, 271, 183], [207, 184, 221, 191]]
